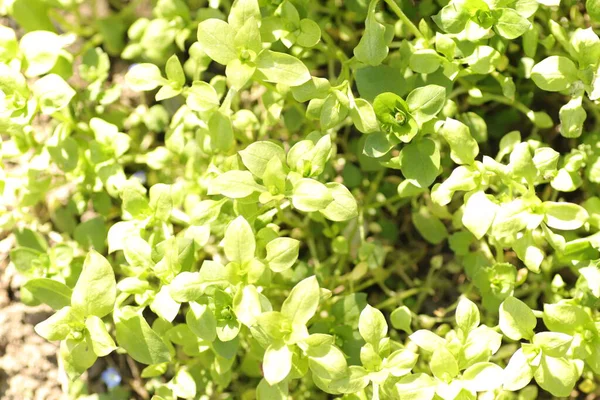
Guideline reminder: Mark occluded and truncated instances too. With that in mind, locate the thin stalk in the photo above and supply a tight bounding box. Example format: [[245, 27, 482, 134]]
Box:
[[383, 0, 424, 40]]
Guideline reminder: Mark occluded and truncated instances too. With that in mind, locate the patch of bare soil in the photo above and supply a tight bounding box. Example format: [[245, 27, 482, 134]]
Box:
[[0, 260, 65, 400]]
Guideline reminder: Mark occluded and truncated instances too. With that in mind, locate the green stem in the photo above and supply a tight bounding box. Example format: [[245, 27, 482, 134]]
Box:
[[375, 287, 422, 309], [383, 0, 424, 40]]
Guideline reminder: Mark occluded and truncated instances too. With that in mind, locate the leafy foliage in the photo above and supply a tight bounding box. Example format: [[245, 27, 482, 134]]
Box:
[[2, 0, 600, 399]]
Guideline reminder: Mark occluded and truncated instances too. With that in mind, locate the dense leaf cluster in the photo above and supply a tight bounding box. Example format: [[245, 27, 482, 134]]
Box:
[[1, 0, 600, 399]]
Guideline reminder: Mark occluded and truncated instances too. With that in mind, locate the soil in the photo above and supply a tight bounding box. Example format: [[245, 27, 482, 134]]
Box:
[[0, 250, 66, 400]]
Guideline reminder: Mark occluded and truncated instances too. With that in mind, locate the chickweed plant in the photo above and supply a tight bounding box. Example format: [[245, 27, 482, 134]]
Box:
[[1, 0, 600, 398]]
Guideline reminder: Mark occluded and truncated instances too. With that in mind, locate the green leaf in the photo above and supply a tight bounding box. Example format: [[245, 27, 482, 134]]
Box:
[[531, 56, 579, 92], [307, 344, 348, 381], [208, 170, 265, 198], [430, 346, 458, 381], [169, 272, 203, 302], [534, 355, 577, 397], [462, 45, 501, 74], [589, 0, 600, 23], [499, 296, 537, 341], [19, 31, 63, 77], [494, 8, 530, 39], [85, 315, 117, 357], [186, 81, 219, 112], [33, 74, 76, 114], [542, 201, 588, 230], [257, 379, 288, 400], [514, 231, 544, 273], [225, 57, 257, 90], [390, 306, 412, 333], [503, 349, 533, 391], [125, 63, 165, 91], [409, 330, 446, 352], [60, 337, 97, 380], [266, 237, 300, 272], [462, 362, 504, 392], [409, 50, 441, 74], [224, 216, 256, 263], [358, 304, 388, 346], [297, 19, 321, 48], [462, 191, 497, 240], [48, 137, 79, 172], [196, 19, 237, 65], [438, 118, 479, 165], [412, 207, 448, 245], [292, 179, 333, 212], [264, 342, 292, 385], [542, 303, 593, 334], [353, 0, 388, 66], [148, 283, 179, 318], [165, 54, 185, 87], [24, 278, 72, 310], [363, 131, 393, 158], [432, 3, 470, 34], [406, 85, 446, 124], [571, 28, 600, 67], [255, 50, 311, 86], [115, 308, 171, 365], [350, 98, 379, 133], [384, 349, 418, 377], [34, 307, 74, 341], [395, 373, 437, 400], [320, 182, 358, 222], [239, 141, 286, 178], [228, 0, 261, 30], [559, 96, 586, 138], [74, 216, 107, 253], [172, 368, 197, 399], [186, 301, 217, 341], [281, 275, 320, 326], [232, 285, 264, 326], [399, 138, 441, 188], [71, 250, 116, 318], [123, 236, 153, 269], [455, 297, 480, 332], [149, 183, 173, 221], [533, 332, 573, 358]]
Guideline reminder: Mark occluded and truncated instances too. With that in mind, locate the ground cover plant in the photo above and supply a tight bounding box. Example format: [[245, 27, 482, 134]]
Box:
[[1, 0, 600, 398]]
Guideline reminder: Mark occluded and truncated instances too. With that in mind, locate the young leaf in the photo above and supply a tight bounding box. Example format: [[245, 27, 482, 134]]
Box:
[[542, 201, 588, 230], [455, 297, 480, 332], [126, 63, 165, 91], [85, 315, 117, 357], [208, 170, 265, 198], [281, 275, 320, 326], [196, 19, 237, 65], [399, 138, 441, 188], [266, 237, 300, 272], [71, 250, 116, 318], [263, 342, 292, 385], [499, 296, 536, 341], [494, 8, 530, 39], [531, 56, 579, 92], [358, 304, 388, 346], [255, 50, 311, 86], [23, 278, 72, 310], [239, 141, 286, 178], [406, 85, 446, 124], [353, 0, 388, 66], [224, 216, 256, 263], [438, 118, 479, 165], [115, 308, 171, 365], [292, 179, 333, 212]]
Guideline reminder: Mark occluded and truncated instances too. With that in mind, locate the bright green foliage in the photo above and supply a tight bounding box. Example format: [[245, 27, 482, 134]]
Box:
[[2, 0, 600, 399]]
